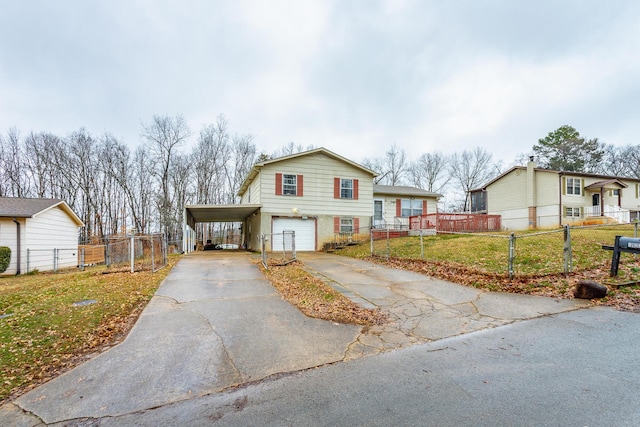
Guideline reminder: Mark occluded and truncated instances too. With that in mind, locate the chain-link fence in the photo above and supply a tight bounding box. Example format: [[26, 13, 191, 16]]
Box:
[[370, 222, 640, 278], [104, 234, 168, 272], [26, 248, 80, 273], [23, 234, 169, 274], [261, 231, 296, 268]]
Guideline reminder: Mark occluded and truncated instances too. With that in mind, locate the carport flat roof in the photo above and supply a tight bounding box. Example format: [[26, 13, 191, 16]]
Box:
[[184, 204, 261, 228]]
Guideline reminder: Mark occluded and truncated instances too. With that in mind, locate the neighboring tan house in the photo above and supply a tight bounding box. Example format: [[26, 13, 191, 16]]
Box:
[[183, 147, 441, 252], [470, 158, 640, 230], [0, 197, 84, 275], [372, 184, 441, 229]]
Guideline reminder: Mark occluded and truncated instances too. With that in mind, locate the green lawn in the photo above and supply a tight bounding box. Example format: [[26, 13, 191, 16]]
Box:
[[0, 255, 180, 402], [346, 224, 639, 277]]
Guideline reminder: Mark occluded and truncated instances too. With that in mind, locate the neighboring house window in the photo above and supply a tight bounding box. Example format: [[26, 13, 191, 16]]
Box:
[[471, 191, 487, 213], [564, 207, 581, 217], [611, 189, 620, 196], [334, 177, 359, 199], [396, 199, 425, 217], [566, 178, 582, 195], [275, 173, 303, 196]]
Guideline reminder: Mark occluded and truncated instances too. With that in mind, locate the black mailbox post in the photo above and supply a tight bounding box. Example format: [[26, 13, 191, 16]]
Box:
[[604, 235, 640, 276]]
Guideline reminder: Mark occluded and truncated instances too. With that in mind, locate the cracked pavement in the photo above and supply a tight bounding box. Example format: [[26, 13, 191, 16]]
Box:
[[298, 252, 590, 359], [1, 251, 589, 426]]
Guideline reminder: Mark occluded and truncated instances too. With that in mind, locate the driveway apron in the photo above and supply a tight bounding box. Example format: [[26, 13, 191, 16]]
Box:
[[6, 252, 360, 425], [298, 252, 590, 355]]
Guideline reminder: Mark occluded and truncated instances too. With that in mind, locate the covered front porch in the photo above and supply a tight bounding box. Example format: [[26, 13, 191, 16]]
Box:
[[584, 179, 630, 223]]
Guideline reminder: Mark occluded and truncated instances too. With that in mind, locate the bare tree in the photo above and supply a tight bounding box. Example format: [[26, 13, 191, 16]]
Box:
[[142, 115, 190, 238], [193, 116, 230, 205], [449, 147, 496, 212], [224, 134, 257, 203], [409, 152, 450, 193], [363, 143, 409, 185], [620, 145, 640, 179], [0, 128, 31, 197]]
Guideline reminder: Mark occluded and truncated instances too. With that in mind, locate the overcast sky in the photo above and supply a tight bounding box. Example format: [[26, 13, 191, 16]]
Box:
[[1, 0, 639, 166]]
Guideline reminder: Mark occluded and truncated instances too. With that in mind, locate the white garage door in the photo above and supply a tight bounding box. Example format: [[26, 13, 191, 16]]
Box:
[[272, 218, 316, 251]]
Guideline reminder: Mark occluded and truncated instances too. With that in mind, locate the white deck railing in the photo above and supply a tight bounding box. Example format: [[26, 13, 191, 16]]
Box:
[[584, 205, 630, 223]]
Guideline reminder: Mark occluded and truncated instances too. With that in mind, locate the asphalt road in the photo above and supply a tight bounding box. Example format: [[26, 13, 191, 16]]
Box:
[[89, 307, 640, 426]]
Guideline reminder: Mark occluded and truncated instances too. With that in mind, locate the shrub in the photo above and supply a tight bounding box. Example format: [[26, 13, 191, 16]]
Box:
[[0, 246, 11, 273]]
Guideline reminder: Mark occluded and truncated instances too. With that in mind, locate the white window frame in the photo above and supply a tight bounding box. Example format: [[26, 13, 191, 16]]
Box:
[[340, 217, 353, 233], [565, 207, 581, 218], [283, 174, 297, 196], [566, 178, 582, 196], [340, 179, 354, 199], [400, 199, 423, 217]]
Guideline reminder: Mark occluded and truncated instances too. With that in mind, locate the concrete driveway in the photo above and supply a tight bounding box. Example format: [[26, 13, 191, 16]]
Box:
[[2, 252, 361, 426], [2, 251, 590, 426], [298, 252, 590, 356]]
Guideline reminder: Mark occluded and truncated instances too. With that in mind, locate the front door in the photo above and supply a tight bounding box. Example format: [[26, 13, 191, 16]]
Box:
[[373, 200, 384, 228], [592, 194, 600, 215]]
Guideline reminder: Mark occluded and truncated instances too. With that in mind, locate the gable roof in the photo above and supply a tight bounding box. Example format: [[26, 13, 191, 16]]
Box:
[[373, 184, 442, 199], [472, 166, 640, 192], [238, 147, 378, 196], [584, 179, 628, 190], [0, 197, 84, 226]]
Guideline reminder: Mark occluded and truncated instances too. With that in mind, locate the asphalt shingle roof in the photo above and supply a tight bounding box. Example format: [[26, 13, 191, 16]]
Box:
[[0, 197, 65, 218]]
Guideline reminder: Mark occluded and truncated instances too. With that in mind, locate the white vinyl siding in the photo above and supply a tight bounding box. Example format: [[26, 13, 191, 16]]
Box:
[[26, 206, 80, 272], [259, 152, 373, 218]]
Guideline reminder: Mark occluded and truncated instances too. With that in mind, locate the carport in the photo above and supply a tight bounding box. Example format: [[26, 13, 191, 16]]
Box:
[[183, 204, 261, 253]]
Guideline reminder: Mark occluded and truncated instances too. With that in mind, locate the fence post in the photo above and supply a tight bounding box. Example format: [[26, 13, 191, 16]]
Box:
[[370, 228, 374, 256], [261, 233, 267, 268], [386, 227, 390, 260], [130, 235, 135, 273], [27, 249, 30, 273], [563, 225, 572, 274], [105, 238, 110, 267], [151, 236, 156, 272], [53, 248, 58, 273], [508, 233, 516, 278], [80, 247, 85, 271], [291, 230, 296, 260], [420, 229, 424, 259]]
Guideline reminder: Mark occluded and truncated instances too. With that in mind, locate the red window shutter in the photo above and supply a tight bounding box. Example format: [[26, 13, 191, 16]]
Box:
[[353, 179, 359, 200], [334, 216, 340, 233], [334, 177, 340, 199], [275, 173, 283, 195], [422, 200, 427, 214], [396, 199, 402, 217], [354, 217, 360, 232], [297, 175, 303, 197]]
